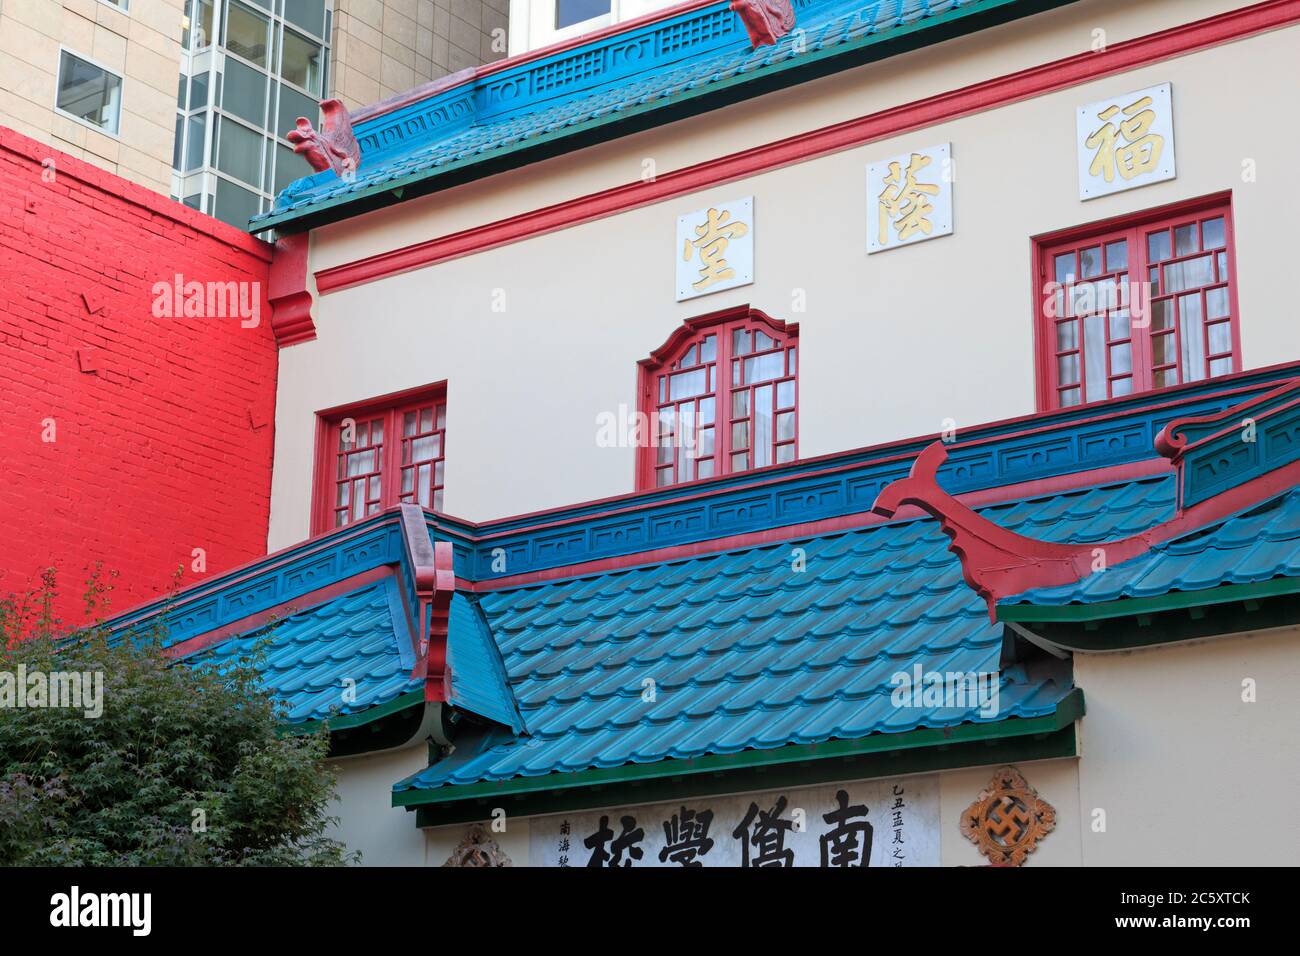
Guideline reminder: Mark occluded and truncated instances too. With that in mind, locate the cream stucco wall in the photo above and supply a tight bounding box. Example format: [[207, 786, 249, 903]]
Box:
[[328, 743, 431, 865], [270, 0, 1300, 546], [1072, 626, 1300, 866]]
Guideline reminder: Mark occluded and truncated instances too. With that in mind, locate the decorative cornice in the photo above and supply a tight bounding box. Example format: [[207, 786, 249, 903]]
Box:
[[1155, 377, 1300, 508]]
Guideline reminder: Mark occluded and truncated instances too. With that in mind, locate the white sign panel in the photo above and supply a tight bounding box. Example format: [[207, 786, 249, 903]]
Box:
[[676, 196, 754, 301], [867, 143, 953, 254], [1077, 82, 1176, 200], [530, 774, 940, 867]]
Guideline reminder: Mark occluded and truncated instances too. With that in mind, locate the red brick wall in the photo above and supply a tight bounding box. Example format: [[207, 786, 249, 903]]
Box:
[[0, 127, 277, 628]]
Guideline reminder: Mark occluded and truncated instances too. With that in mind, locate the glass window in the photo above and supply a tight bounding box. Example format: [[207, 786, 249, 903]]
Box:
[[225, 1, 271, 67], [215, 116, 264, 188], [188, 0, 216, 49], [182, 112, 207, 171], [213, 177, 262, 228], [555, 0, 610, 29], [56, 51, 122, 135], [283, 0, 326, 37], [640, 310, 797, 490], [1037, 200, 1238, 410], [314, 391, 449, 532], [281, 28, 323, 95], [276, 82, 317, 140], [222, 57, 268, 125], [273, 141, 301, 194]]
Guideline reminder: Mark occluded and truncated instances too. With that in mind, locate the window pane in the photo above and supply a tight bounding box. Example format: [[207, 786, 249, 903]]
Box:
[[1056, 320, 1077, 351], [1206, 286, 1229, 320], [731, 422, 749, 450], [668, 368, 707, 400], [212, 177, 261, 228], [1109, 343, 1131, 376], [1152, 332, 1176, 367], [57, 52, 122, 134], [1083, 313, 1106, 399], [776, 380, 794, 409], [1057, 353, 1079, 386], [1104, 240, 1127, 271], [281, 28, 323, 95], [222, 57, 267, 126], [1054, 253, 1074, 284], [556, 0, 610, 29], [191, 0, 215, 48], [226, 1, 270, 66], [1165, 255, 1212, 294], [1079, 246, 1102, 278], [1150, 298, 1172, 330], [183, 113, 207, 171], [216, 116, 263, 188], [1147, 230, 1172, 263], [1207, 321, 1232, 356], [743, 352, 783, 384], [282, 0, 325, 36], [1179, 294, 1206, 382], [776, 412, 795, 442], [1174, 223, 1197, 256], [277, 83, 318, 142], [1202, 217, 1225, 249]]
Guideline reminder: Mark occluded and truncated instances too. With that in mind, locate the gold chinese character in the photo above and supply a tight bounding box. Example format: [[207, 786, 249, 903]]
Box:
[[878, 153, 939, 246], [684, 206, 749, 292], [1085, 95, 1164, 183]]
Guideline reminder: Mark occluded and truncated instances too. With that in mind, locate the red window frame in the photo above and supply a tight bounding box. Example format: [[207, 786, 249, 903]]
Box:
[[311, 383, 448, 534], [1032, 193, 1241, 411], [636, 305, 799, 490]]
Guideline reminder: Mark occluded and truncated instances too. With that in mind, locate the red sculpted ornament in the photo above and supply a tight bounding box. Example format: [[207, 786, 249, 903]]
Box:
[[285, 99, 361, 177], [730, 0, 796, 48]]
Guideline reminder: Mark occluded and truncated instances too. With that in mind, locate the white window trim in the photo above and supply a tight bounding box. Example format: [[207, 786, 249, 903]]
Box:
[[54, 47, 124, 140], [97, 0, 130, 12]]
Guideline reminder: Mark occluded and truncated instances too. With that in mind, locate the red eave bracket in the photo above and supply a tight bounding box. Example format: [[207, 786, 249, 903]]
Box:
[[268, 232, 316, 346], [400, 503, 456, 703]]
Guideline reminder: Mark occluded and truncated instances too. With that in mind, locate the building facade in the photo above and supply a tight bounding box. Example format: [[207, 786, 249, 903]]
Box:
[[0, 0, 508, 228], [37, 0, 1300, 865]]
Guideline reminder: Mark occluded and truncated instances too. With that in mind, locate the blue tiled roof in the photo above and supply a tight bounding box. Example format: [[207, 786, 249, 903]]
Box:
[[448, 594, 526, 733], [1003, 486, 1300, 609], [251, 0, 1031, 231], [394, 474, 1173, 793], [184, 579, 419, 724]]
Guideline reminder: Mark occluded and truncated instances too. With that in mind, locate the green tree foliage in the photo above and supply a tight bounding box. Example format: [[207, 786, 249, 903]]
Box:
[[0, 568, 357, 866]]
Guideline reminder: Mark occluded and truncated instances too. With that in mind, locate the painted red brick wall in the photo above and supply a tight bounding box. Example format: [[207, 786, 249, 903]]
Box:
[[0, 127, 277, 628]]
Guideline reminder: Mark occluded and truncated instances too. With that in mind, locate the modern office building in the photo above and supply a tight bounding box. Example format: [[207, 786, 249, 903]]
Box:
[[0, 0, 508, 228]]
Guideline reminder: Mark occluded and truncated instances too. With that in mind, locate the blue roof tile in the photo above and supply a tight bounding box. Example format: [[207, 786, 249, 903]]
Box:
[[1004, 485, 1300, 609], [394, 474, 1174, 794], [186, 579, 419, 724]]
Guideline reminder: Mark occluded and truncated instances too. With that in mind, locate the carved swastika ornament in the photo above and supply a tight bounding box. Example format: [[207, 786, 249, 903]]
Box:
[[960, 767, 1056, 866]]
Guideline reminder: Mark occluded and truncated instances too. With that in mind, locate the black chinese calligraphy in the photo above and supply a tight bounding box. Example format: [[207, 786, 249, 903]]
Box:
[[819, 789, 873, 867], [732, 795, 795, 867]]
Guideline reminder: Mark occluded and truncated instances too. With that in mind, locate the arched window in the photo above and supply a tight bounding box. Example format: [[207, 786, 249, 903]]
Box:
[[637, 305, 798, 490]]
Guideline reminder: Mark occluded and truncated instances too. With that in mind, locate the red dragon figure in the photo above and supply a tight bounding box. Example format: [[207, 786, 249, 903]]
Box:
[[729, 0, 796, 48], [285, 98, 361, 177]]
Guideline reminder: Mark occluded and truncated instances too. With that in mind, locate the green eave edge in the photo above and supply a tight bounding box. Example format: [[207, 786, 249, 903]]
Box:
[[393, 687, 1084, 814], [251, 0, 1075, 235], [998, 576, 1300, 624], [280, 688, 425, 737]]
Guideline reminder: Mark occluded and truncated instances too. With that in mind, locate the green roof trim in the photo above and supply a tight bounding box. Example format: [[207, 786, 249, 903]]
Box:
[[998, 577, 1300, 624], [282, 689, 425, 737], [395, 688, 1084, 820]]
